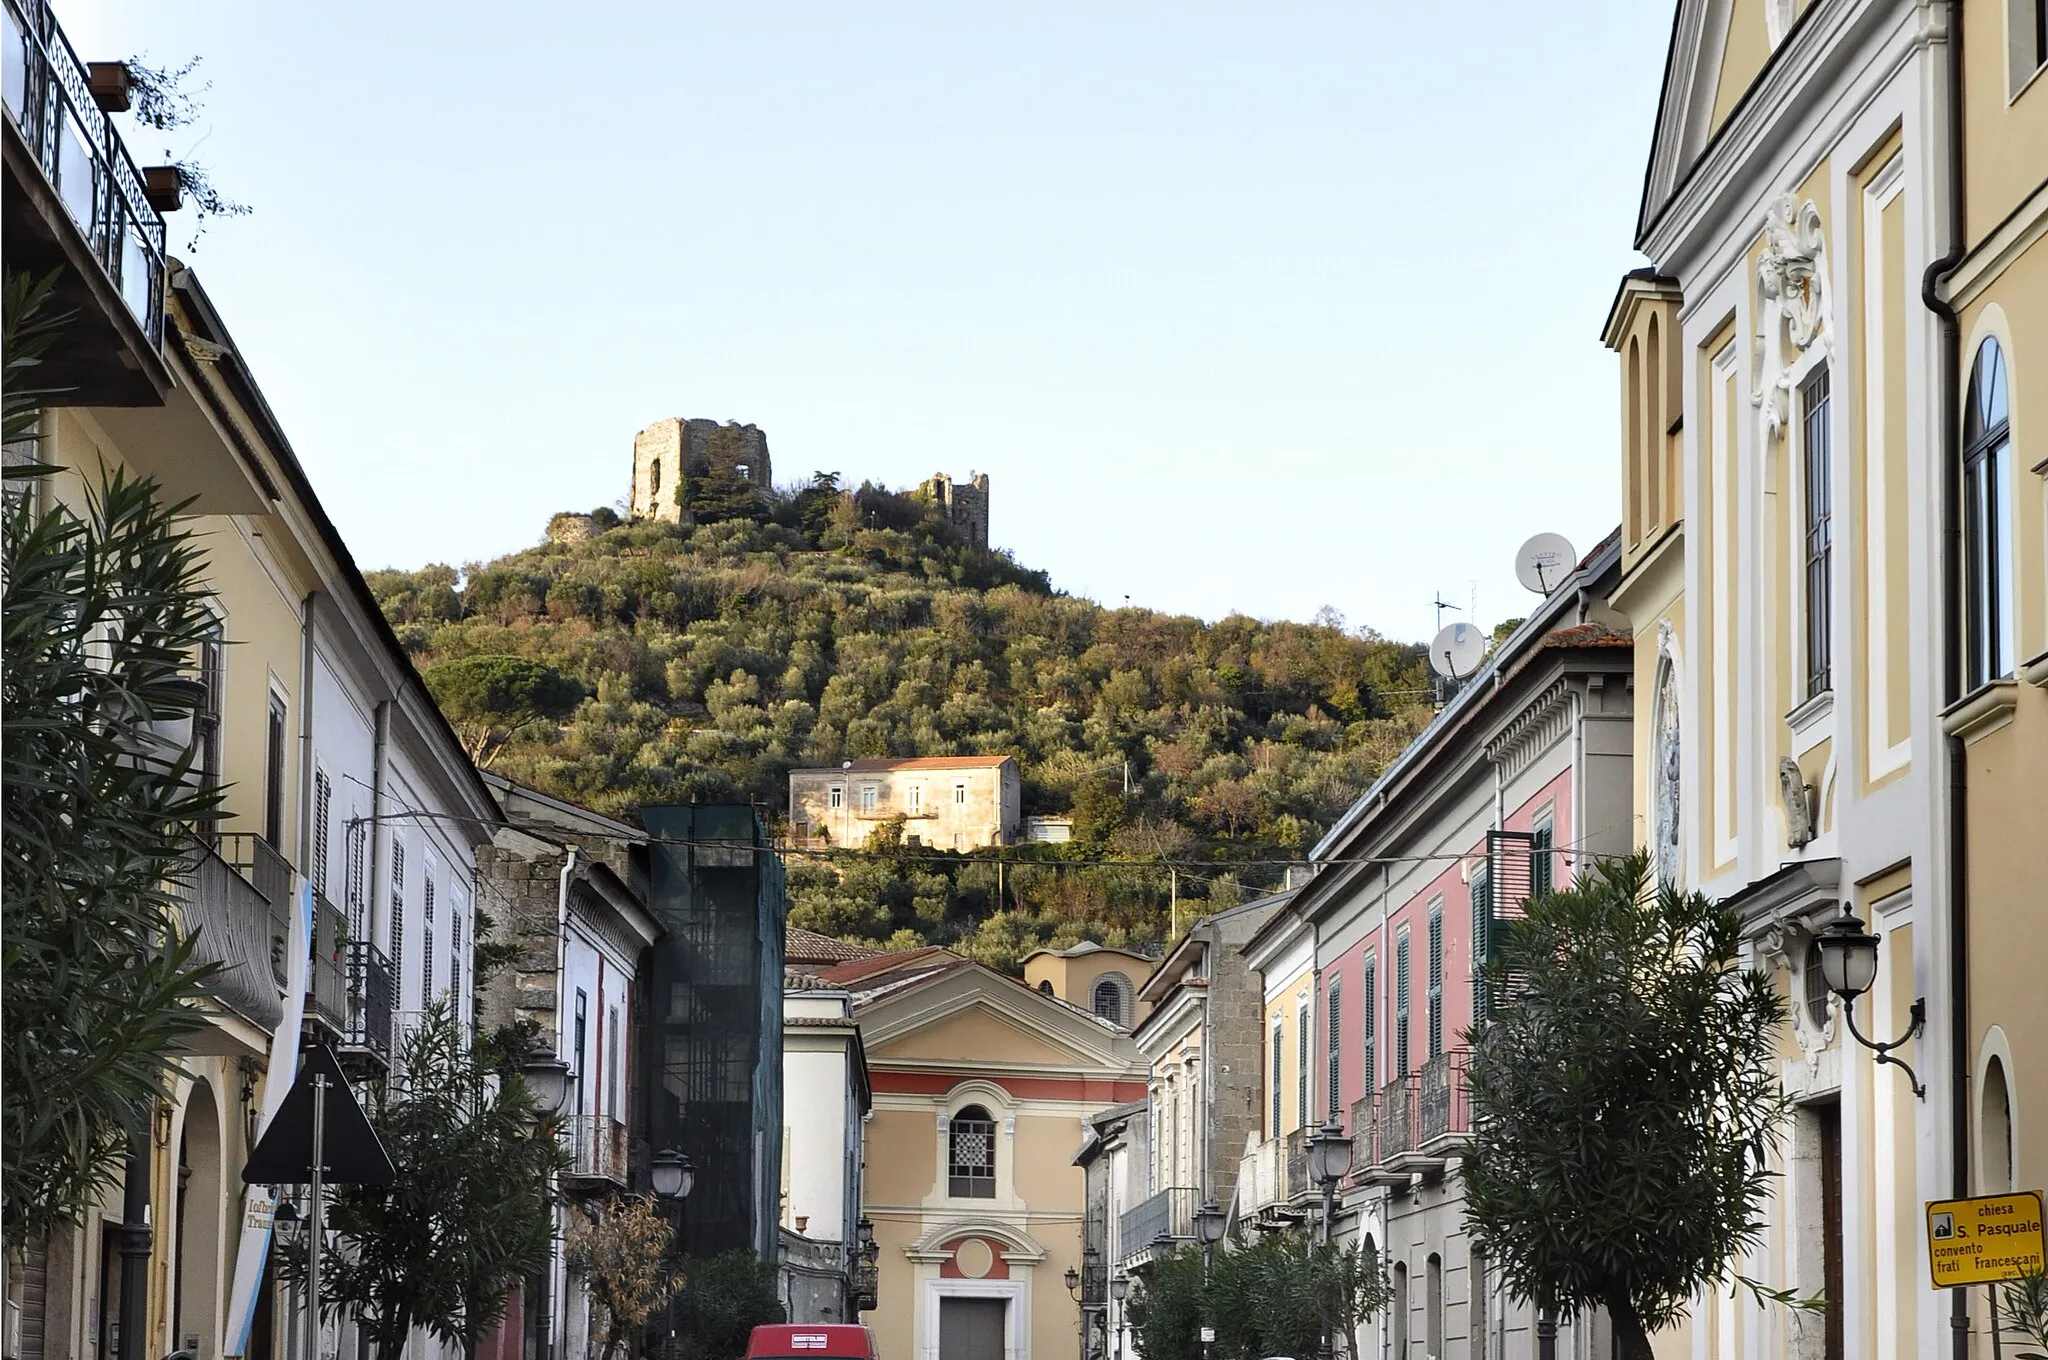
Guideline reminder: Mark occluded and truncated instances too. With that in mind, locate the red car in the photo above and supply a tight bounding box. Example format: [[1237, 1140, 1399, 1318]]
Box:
[[742, 1325, 880, 1360]]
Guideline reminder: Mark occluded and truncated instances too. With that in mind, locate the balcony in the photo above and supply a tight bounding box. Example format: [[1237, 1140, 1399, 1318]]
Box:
[[1356, 1053, 1469, 1184], [561, 1114, 629, 1191], [1236, 1132, 1309, 1226], [1118, 1186, 1197, 1262], [1, 0, 170, 405], [168, 841, 288, 1035], [1416, 1050, 1471, 1152], [306, 892, 349, 1038], [339, 941, 395, 1069]]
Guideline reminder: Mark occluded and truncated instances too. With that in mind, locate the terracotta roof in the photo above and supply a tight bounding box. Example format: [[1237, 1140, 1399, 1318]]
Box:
[[799, 755, 1015, 774], [812, 946, 959, 988], [1539, 622, 1633, 649], [786, 926, 883, 966]]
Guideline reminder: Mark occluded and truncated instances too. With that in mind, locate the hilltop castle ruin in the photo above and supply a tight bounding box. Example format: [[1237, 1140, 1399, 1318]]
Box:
[[630, 417, 773, 524], [926, 471, 990, 551]]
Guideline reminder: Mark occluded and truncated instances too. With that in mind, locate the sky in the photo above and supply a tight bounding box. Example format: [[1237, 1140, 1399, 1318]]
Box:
[[63, 2, 1672, 645]]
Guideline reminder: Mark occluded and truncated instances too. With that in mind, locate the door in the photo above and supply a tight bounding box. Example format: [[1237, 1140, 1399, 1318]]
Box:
[[938, 1297, 1007, 1360]]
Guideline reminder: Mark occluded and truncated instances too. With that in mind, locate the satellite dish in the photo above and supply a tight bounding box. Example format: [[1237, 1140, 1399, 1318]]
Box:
[[1514, 533, 1577, 596], [1429, 621, 1488, 680]]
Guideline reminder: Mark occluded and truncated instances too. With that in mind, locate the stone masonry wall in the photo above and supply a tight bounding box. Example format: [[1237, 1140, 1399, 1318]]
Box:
[[926, 472, 991, 551], [1206, 897, 1283, 1210], [631, 417, 773, 523], [474, 837, 570, 1043]]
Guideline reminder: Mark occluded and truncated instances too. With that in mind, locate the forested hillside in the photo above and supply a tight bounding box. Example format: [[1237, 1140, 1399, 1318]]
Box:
[[368, 476, 1436, 968]]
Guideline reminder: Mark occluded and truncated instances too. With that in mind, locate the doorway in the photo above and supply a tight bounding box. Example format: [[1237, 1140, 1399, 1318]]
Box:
[[938, 1297, 1007, 1360]]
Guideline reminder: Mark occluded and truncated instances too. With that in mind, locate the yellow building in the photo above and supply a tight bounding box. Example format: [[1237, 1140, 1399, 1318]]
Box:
[[1020, 941, 1157, 1030], [789, 755, 1022, 851], [811, 948, 1145, 1360], [1608, 0, 2045, 1353], [1235, 906, 1319, 1227]]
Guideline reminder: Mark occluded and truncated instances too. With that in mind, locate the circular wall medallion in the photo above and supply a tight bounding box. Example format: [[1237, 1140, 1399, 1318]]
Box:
[[954, 1237, 995, 1279]]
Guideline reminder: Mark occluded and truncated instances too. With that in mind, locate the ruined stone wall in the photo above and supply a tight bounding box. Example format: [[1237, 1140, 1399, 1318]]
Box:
[[927, 471, 991, 550], [630, 417, 774, 523]]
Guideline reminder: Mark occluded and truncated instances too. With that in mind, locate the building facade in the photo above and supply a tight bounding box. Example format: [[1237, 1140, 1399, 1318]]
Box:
[[1020, 943, 1157, 1031], [926, 472, 992, 551], [789, 755, 1022, 851], [778, 983, 874, 1324], [1612, 0, 2047, 1354], [812, 948, 1146, 1360]]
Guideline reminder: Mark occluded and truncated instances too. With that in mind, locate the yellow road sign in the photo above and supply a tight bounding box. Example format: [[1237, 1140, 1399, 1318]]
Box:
[[1925, 1191, 2045, 1289]]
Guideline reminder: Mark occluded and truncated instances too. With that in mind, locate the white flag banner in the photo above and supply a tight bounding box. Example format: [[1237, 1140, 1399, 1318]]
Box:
[[222, 878, 312, 1356]]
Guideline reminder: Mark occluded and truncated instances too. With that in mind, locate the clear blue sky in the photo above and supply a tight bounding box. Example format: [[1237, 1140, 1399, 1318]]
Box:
[[64, 2, 1670, 643]]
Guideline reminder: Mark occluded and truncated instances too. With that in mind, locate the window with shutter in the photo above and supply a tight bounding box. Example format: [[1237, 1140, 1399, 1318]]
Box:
[[1470, 866, 1493, 1016], [346, 816, 366, 938], [422, 869, 436, 1006], [1395, 929, 1411, 1078], [389, 841, 406, 996], [1296, 998, 1311, 1128], [1362, 954, 1377, 1092], [450, 887, 465, 1011], [1271, 1019, 1284, 1136], [1326, 983, 1343, 1120], [313, 771, 331, 897], [1427, 902, 1444, 1060], [1531, 817, 1555, 896]]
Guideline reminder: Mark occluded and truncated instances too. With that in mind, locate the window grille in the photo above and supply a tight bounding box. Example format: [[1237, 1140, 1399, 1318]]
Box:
[[1296, 998, 1311, 1127], [1802, 368, 1834, 696], [313, 771, 331, 897], [1395, 930, 1411, 1078], [1362, 954, 1377, 1093], [948, 1106, 997, 1197], [1964, 338, 2014, 687], [1427, 903, 1444, 1061], [1091, 977, 1125, 1025], [422, 869, 436, 1006], [389, 841, 405, 996], [1326, 983, 1343, 1120]]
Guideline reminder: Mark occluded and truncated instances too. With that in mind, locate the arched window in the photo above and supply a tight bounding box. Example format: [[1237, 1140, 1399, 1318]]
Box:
[[1964, 337, 2015, 688], [1982, 1056, 2015, 1194], [948, 1105, 997, 1198], [1091, 972, 1131, 1026], [1036, 979, 1055, 996]]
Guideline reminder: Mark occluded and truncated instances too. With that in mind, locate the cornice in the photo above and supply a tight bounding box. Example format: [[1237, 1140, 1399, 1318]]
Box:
[[1484, 679, 1575, 785]]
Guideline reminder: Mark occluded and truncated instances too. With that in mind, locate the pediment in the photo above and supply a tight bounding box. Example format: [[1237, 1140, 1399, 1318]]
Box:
[[870, 1004, 1085, 1068], [1639, 0, 1786, 245], [856, 963, 1138, 1073]]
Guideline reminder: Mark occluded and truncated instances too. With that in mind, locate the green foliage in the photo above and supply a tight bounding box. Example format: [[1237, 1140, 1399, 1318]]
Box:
[[119, 55, 250, 249], [5, 270, 69, 443], [1461, 853, 1791, 1360], [373, 490, 1434, 961], [421, 653, 583, 767], [305, 1004, 565, 1355], [2, 467, 223, 1241], [2005, 1264, 2048, 1359], [666, 1248, 784, 1360], [1129, 1231, 1390, 1360]]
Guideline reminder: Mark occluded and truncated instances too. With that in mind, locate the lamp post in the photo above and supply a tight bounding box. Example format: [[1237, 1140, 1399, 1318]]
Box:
[[1192, 1199, 1226, 1275], [1305, 1117, 1354, 1245], [652, 1148, 696, 1360], [853, 1217, 878, 1316], [521, 1050, 574, 1360], [1814, 907, 1927, 1098], [1109, 1271, 1130, 1360]]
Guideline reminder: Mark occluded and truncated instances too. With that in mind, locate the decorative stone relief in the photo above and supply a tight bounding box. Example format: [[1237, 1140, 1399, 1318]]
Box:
[[1651, 621, 1682, 888], [1751, 196, 1832, 443]]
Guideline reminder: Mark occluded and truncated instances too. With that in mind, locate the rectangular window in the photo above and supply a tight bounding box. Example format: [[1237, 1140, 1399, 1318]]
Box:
[[1296, 998, 1311, 1128], [573, 989, 589, 1118], [1427, 901, 1445, 1061], [1966, 427, 2015, 687], [908, 785, 923, 813], [1470, 864, 1493, 1015], [1362, 953, 1377, 1093], [194, 625, 224, 833], [1531, 816, 1555, 897], [389, 840, 406, 997], [1270, 1018, 1284, 1137], [1395, 928, 1411, 1078], [860, 785, 878, 813], [264, 693, 288, 849], [955, 783, 967, 805], [1326, 982, 1343, 1121], [313, 770, 332, 898], [608, 1004, 623, 1118], [828, 784, 844, 810], [422, 866, 437, 1007], [450, 890, 465, 1011], [346, 814, 366, 938], [1802, 368, 1833, 697]]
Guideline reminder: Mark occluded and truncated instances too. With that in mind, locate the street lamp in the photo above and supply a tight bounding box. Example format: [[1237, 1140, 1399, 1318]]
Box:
[[651, 1147, 696, 1202], [1305, 1117, 1355, 1244], [1192, 1199, 1226, 1273], [272, 1197, 304, 1249], [1064, 1267, 1082, 1298], [521, 1050, 573, 1122], [1813, 907, 1926, 1099], [855, 1216, 875, 1252], [1109, 1273, 1130, 1360]]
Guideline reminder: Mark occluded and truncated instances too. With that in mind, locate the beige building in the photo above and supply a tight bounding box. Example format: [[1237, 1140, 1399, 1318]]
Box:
[[1608, 0, 2045, 1354], [790, 755, 1022, 850], [810, 948, 1145, 1360], [1021, 942, 1157, 1030]]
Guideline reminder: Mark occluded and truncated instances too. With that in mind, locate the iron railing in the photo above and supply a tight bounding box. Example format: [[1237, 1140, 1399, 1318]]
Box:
[[1237, 1133, 1305, 1218], [1376, 1074, 1417, 1161], [1, 0, 166, 344], [1417, 1050, 1471, 1147], [341, 940, 394, 1064], [1119, 1186, 1197, 1257], [309, 892, 348, 1033], [564, 1114, 629, 1184], [218, 832, 293, 912], [1350, 1093, 1380, 1173], [168, 841, 287, 1032]]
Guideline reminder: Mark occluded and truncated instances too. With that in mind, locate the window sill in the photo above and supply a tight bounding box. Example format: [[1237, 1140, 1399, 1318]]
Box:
[[2021, 649, 2048, 690], [1785, 689, 1834, 752], [1941, 680, 2020, 746]]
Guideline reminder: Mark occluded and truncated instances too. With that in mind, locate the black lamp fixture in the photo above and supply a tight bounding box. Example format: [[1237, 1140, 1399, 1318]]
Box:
[[651, 1147, 696, 1201], [1813, 906, 1926, 1099], [272, 1197, 304, 1249], [1064, 1267, 1082, 1299], [1109, 1271, 1130, 1303], [1192, 1200, 1226, 1246], [855, 1216, 875, 1251], [1304, 1117, 1355, 1188]]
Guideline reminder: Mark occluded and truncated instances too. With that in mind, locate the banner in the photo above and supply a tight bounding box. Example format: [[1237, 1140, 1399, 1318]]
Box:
[[222, 878, 312, 1356]]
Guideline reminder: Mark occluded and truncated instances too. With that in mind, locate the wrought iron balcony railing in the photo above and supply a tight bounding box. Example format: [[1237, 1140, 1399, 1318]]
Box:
[[564, 1113, 629, 1184], [1119, 1186, 1196, 1259], [1, 0, 166, 344], [341, 940, 395, 1065], [1376, 1075, 1417, 1162], [168, 842, 288, 1032], [1350, 1093, 1380, 1174], [308, 892, 349, 1034], [1416, 1050, 1471, 1149]]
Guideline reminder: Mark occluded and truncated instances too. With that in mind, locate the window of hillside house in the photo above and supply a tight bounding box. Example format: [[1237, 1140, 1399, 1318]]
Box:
[[1092, 975, 1128, 1026], [1802, 368, 1834, 697], [1270, 1019, 1284, 1136], [1326, 983, 1343, 1120], [422, 867, 437, 1007], [264, 693, 288, 848], [1427, 902, 1444, 1061], [1038, 980, 1055, 996], [860, 785, 878, 813], [1531, 815, 1555, 896], [949, 1106, 997, 1197], [1965, 338, 2015, 688], [1296, 998, 1311, 1127], [1362, 953, 1377, 1092], [908, 785, 923, 814], [955, 783, 967, 805], [1395, 929, 1412, 1078], [828, 784, 844, 809]]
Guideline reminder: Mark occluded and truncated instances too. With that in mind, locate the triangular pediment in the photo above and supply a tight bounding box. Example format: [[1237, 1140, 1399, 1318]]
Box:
[[871, 1004, 1087, 1068], [1639, 0, 1786, 245], [853, 961, 1141, 1075]]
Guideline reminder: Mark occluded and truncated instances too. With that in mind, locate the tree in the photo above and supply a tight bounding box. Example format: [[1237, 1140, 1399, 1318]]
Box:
[[666, 1248, 783, 1360], [421, 654, 582, 767], [1461, 853, 1791, 1360], [565, 1196, 682, 1360], [308, 1003, 563, 1356], [3, 376, 222, 1238], [119, 56, 252, 248], [1129, 1230, 1389, 1360]]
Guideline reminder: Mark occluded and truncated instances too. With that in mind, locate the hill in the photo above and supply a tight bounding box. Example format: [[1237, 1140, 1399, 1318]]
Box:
[[367, 476, 1435, 968]]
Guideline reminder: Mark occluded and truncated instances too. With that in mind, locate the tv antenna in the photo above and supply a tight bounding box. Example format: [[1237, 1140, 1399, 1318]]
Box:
[[1514, 532, 1577, 597], [1432, 592, 1463, 631]]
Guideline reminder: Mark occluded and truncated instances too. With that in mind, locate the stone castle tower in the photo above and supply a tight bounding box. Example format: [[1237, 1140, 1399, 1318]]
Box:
[[927, 471, 990, 551], [631, 417, 773, 523]]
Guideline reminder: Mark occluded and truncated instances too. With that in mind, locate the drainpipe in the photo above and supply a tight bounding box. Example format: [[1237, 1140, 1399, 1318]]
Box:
[[1917, 3, 1967, 1357]]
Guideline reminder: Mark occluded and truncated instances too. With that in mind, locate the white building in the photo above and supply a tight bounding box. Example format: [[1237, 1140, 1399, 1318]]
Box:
[[779, 982, 873, 1323]]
